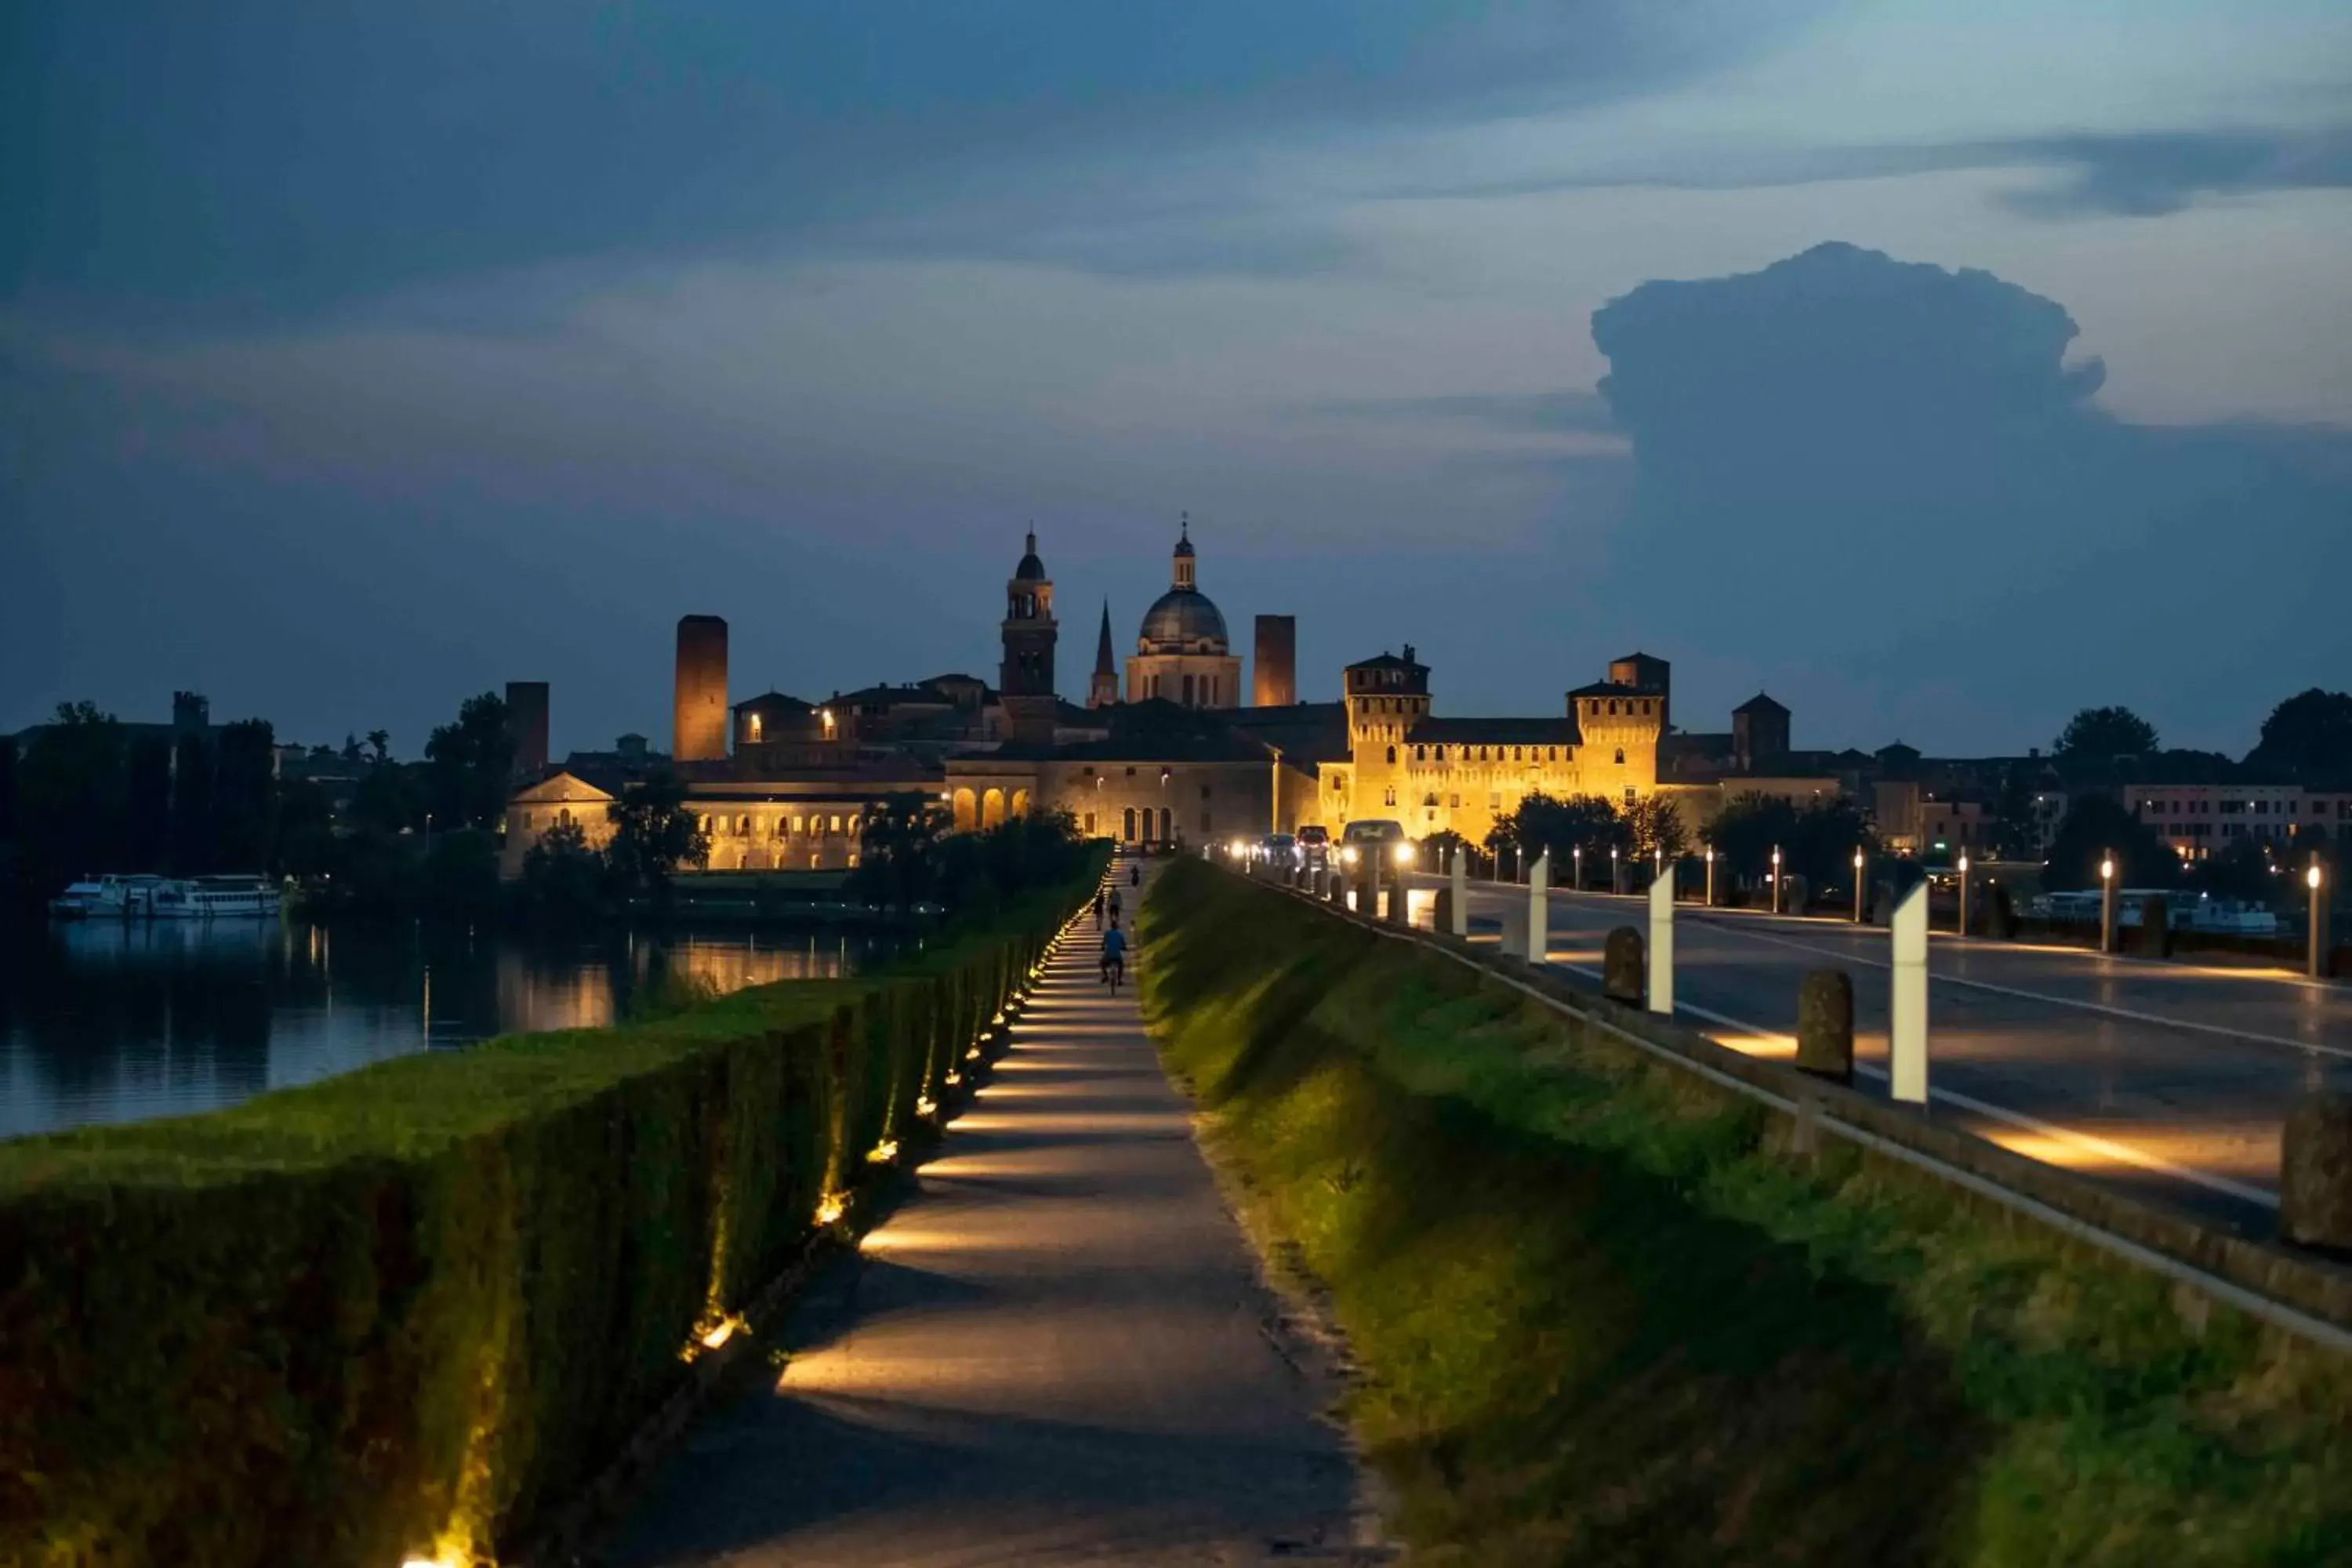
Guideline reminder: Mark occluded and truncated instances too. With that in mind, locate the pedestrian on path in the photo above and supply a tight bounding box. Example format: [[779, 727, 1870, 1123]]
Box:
[[1109, 887, 1123, 924], [1100, 918, 1127, 992], [1093, 890, 1105, 928]]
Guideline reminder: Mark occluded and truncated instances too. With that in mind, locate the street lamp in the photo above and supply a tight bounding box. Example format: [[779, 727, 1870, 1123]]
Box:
[[1957, 851, 1971, 938], [1853, 848, 1867, 924], [2310, 858, 2328, 980], [2099, 851, 2117, 954], [1704, 844, 1716, 908], [1573, 844, 1583, 891], [1610, 844, 1621, 895], [1770, 846, 1783, 915]]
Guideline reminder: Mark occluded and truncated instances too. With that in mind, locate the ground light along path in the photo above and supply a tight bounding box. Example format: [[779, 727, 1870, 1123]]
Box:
[[603, 857, 1376, 1567]]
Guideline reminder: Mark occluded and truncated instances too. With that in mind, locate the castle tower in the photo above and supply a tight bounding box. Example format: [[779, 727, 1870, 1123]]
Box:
[[1088, 599, 1119, 709], [1253, 615, 1296, 706], [674, 615, 728, 762], [999, 530, 1059, 744], [1733, 692, 1791, 772], [506, 681, 550, 778]]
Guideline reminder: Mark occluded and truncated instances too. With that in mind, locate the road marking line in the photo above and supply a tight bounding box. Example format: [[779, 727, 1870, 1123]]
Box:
[[1548, 959, 2281, 1210], [1669, 916, 2352, 1061]]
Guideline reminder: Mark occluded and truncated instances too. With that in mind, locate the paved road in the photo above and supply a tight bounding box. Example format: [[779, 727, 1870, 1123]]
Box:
[[604, 860, 1370, 1567], [1420, 877, 2352, 1229]]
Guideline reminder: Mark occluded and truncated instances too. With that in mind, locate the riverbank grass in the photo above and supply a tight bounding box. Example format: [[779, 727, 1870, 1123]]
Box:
[[1140, 858, 2352, 1566]]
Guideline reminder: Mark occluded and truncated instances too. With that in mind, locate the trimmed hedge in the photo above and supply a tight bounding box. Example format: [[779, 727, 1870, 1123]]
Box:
[[0, 851, 1101, 1568]]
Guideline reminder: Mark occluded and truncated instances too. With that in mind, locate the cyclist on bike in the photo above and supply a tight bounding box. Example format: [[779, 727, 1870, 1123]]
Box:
[[1101, 918, 1127, 990]]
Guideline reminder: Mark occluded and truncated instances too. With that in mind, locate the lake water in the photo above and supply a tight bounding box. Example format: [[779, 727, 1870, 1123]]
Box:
[[0, 918, 895, 1142]]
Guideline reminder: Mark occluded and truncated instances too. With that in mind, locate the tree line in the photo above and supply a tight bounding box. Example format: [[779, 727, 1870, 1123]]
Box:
[[0, 691, 531, 919]]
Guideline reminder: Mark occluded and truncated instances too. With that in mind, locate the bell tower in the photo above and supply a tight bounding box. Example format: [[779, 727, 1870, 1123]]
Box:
[[1000, 530, 1059, 743]]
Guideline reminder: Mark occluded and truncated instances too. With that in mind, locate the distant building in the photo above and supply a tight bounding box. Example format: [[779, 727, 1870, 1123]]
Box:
[[2123, 782, 2348, 862]]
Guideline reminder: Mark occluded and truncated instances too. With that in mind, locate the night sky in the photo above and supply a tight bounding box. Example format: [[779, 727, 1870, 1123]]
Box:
[[5, 2, 2349, 758]]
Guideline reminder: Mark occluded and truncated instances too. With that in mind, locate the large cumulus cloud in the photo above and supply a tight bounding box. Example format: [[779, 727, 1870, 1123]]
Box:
[[1577, 244, 2350, 747]]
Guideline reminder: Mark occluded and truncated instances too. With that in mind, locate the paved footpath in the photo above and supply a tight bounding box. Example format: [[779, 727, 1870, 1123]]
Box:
[[604, 859, 1372, 1566]]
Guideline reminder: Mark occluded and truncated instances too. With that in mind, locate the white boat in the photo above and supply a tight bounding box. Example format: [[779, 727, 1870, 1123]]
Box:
[[48, 873, 177, 920], [151, 875, 285, 920]]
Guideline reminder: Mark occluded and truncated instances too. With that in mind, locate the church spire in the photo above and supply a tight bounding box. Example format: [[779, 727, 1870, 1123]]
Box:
[[1172, 511, 1196, 590], [1089, 597, 1120, 709]]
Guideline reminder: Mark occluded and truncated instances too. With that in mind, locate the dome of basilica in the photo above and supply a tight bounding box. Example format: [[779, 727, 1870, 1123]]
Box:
[[1138, 588, 1229, 652]]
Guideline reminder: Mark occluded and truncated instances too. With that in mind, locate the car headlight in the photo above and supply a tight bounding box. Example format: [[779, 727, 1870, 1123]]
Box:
[[1393, 843, 1416, 866], [1340, 846, 1359, 866]]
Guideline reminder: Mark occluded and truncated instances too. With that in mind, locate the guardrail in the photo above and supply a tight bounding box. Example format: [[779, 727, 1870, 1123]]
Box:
[[1223, 848, 2352, 1353]]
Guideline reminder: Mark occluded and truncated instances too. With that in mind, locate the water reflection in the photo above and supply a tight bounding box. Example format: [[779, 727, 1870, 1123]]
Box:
[[0, 920, 887, 1140]]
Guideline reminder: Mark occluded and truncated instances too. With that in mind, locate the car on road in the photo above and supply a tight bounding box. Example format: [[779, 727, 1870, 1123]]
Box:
[[1294, 824, 1330, 867], [1338, 818, 1414, 869], [1256, 833, 1301, 869]]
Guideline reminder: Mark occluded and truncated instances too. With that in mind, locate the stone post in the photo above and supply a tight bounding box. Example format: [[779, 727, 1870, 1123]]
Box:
[[2281, 1091, 2352, 1250], [1527, 851, 1549, 964], [1795, 969, 1854, 1084], [1450, 844, 1469, 937], [1647, 859, 1675, 1015], [1388, 848, 1410, 927], [1889, 882, 1929, 1105], [1603, 926, 1644, 1006]]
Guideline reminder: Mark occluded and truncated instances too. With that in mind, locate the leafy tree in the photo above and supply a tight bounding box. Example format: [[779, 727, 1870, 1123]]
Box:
[[1623, 795, 1691, 864], [1707, 792, 1877, 890], [125, 734, 173, 870], [2054, 706, 2159, 762], [426, 692, 514, 830], [2040, 793, 2177, 891], [277, 778, 339, 879], [851, 791, 953, 912], [365, 729, 391, 764], [520, 817, 608, 920], [211, 718, 278, 871], [422, 828, 501, 919], [17, 702, 130, 897], [1508, 793, 1628, 862], [340, 733, 365, 764], [605, 770, 710, 907], [2190, 837, 2278, 902], [2246, 689, 2352, 783]]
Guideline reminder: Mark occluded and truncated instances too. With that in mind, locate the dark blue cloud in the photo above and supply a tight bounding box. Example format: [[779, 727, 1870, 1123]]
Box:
[[1997, 127, 2352, 217], [0, 0, 1813, 324]]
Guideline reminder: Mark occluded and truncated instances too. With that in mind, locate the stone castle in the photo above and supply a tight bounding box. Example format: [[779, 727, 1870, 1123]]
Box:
[[499, 523, 1833, 877]]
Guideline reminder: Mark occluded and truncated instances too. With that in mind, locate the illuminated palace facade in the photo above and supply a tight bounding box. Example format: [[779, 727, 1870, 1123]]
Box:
[[499, 526, 1718, 877]]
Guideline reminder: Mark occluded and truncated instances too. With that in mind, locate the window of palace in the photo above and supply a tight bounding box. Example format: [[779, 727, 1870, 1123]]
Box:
[[1200, 783, 1211, 799], [1385, 746, 1396, 764], [1423, 792, 1438, 807], [1450, 793, 1461, 808], [1624, 786, 1637, 804], [1414, 746, 1426, 760], [830, 815, 844, 833], [1513, 746, 1523, 760], [1548, 746, 1558, 760], [1384, 786, 1397, 806], [1614, 749, 1625, 764], [1183, 674, 1196, 705], [1608, 700, 1620, 714], [1126, 766, 1137, 776], [1083, 811, 1096, 833], [1489, 792, 1501, 809], [1330, 774, 1345, 791]]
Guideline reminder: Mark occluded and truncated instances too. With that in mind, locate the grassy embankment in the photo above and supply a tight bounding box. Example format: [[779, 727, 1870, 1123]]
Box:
[[0, 847, 1105, 1568], [1140, 858, 2352, 1566]]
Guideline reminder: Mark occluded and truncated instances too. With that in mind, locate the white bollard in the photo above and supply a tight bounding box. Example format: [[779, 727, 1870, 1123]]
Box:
[[1527, 851, 1550, 965], [1890, 881, 1929, 1105], [1450, 846, 1469, 937], [1647, 862, 1675, 1015]]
